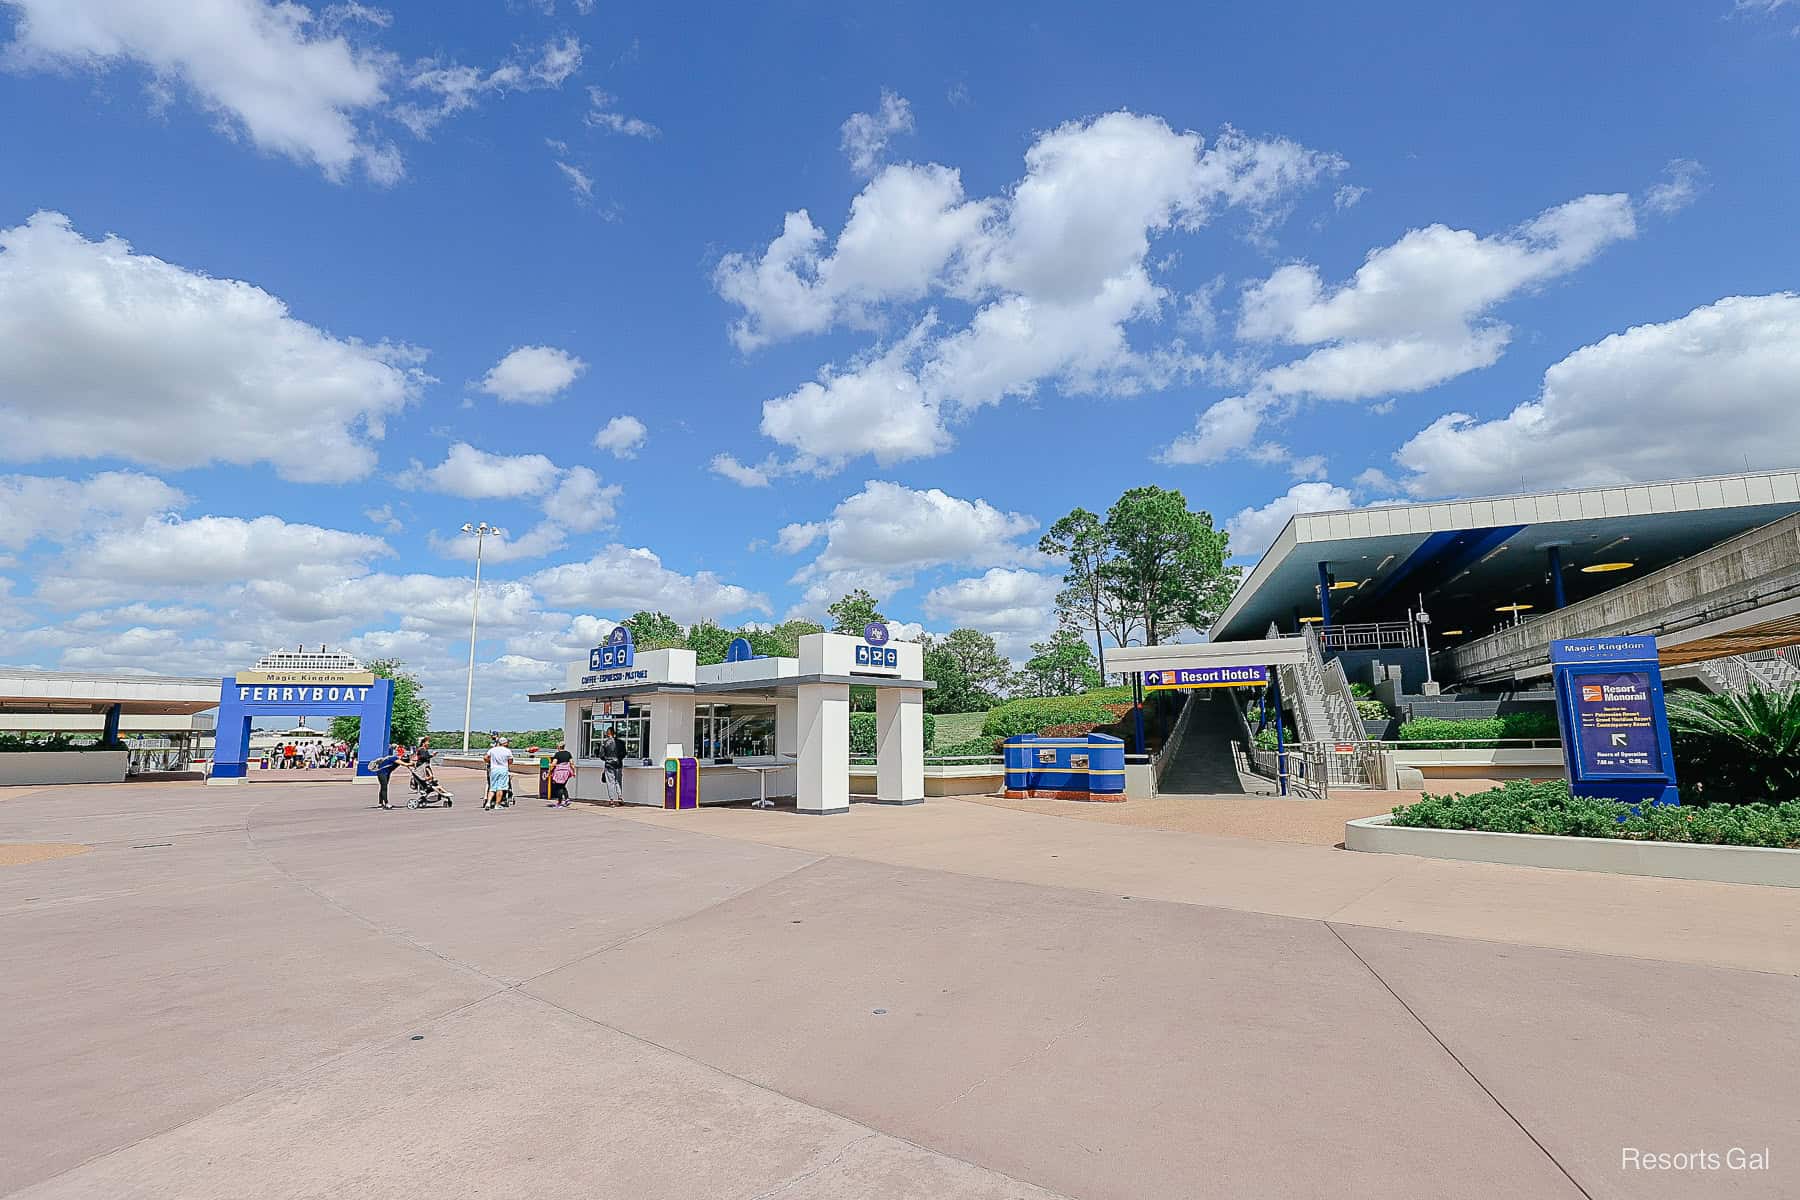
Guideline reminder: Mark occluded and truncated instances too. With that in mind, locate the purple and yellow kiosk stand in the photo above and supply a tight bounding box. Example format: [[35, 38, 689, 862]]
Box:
[[1551, 635, 1679, 807], [663, 754, 698, 810]]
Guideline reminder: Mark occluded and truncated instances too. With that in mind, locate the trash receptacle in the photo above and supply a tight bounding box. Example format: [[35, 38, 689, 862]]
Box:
[[538, 756, 552, 799]]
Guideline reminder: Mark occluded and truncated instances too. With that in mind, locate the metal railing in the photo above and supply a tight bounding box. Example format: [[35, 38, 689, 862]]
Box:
[[1373, 737, 1562, 750], [1318, 621, 1417, 650], [1239, 742, 1331, 799]]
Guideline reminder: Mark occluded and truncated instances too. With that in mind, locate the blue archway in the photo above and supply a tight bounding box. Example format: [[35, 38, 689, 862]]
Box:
[[210, 676, 394, 781]]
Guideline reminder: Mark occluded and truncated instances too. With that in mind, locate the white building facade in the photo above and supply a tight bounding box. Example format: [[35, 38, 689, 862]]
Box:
[[529, 630, 928, 815]]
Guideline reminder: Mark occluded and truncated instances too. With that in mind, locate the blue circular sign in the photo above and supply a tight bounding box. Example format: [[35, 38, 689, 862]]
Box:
[[863, 622, 890, 645], [607, 626, 631, 645]]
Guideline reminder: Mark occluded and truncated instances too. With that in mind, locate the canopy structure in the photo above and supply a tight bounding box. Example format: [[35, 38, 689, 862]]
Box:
[[1211, 469, 1800, 651], [0, 669, 220, 719]]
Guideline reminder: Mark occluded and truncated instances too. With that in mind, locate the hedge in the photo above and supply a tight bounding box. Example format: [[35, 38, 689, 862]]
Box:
[[981, 694, 1123, 739], [1389, 779, 1800, 849], [849, 711, 936, 756], [1394, 712, 1558, 745], [927, 735, 1002, 761]]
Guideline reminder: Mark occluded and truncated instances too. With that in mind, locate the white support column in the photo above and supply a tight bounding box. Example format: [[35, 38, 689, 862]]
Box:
[[796, 682, 850, 814], [874, 687, 925, 805]]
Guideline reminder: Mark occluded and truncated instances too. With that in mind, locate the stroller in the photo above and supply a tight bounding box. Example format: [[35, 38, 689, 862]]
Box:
[[406, 763, 454, 809]]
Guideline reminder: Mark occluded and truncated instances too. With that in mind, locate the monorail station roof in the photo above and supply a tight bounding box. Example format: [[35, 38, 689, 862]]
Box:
[[0, 669, 221, 717], [1211, 469, 1800, 645]]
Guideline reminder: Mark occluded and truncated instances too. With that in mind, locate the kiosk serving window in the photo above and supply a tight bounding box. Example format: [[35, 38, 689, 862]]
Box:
[[580, 702, 649, 762], [694, 703, 777, 760]]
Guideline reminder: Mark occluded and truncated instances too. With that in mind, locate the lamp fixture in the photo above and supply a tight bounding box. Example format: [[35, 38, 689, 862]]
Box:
[[1494, 602, 1534, 613], [1441, 629, 1465, 636], [1581, 561, 1635, 574]]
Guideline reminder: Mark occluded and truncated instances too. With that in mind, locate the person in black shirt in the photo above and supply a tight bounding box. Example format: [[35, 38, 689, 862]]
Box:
[[599, 727, 625, 806], [549, 742, 574, 806], [412, 738, 436, 790]]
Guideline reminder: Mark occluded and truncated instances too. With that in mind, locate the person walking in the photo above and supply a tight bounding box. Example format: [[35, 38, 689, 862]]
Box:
[[548, 742, 574, 807], [371, 743, 402, 809], [282, 742, 296, 770], [483, 737, 513, 811], [599, 726, 625, 806]]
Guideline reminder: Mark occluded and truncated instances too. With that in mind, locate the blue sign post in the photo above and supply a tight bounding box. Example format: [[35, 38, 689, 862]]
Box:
[[1550, 635, 1678, 807]]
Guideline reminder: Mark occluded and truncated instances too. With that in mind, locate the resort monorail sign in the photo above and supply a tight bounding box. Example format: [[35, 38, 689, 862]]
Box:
[[1142, 665, 1269, 690]]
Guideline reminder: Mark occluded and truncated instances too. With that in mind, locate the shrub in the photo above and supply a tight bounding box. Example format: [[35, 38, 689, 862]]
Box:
[[1666, 685, 1800, 805], [1355, 698, 1389, 721], [1389, 779, 1800, 849], [981, 694, 1121, 739], [1348, 682, 1375, 699], [1082, 685, 1136, 704], [849, 711, 936, 756], [1394, 711, 1558, 746], [927, 735, 1002, 762], [1252, 724, 1296, 751]]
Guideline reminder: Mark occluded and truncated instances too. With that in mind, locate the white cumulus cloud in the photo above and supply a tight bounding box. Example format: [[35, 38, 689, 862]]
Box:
[[718, 113, 1343, 472], [1224, 480, 1355, 559], [593, 414, 647, 458], [401, 443, 562, 499], [4, 0, 399, 182], [1390, 292, 1800, 497], [0, 212, 423, 483], [840, 88, 913, 176], [1163, 191, 1638, 465], [477, 344, 587, 404]]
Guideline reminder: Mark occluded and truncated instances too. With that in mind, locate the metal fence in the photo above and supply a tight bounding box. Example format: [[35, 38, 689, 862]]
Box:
[[1318, 621, 1417, 650]]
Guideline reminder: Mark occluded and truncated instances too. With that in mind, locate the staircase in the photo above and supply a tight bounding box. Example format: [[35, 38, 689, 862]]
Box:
[[1268, 622, 1385, 787], [1686, 652, 1800, 696]]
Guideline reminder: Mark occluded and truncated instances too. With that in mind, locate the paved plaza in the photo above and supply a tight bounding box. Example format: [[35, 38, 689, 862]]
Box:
[[1, 778, 1796, 1199]]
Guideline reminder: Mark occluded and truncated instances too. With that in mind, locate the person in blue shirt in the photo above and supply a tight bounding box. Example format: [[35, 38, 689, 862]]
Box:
[[370, 743, 403, 809]]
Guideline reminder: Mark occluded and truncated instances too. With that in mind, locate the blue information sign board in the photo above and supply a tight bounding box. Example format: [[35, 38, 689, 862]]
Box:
[[1142, 665, 1270, 691], [1550, 636, 1677, 806]]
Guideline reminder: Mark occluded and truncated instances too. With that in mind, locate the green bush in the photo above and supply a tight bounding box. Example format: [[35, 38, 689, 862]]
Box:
[[1355, 699, 1390, 721], [1666, 685, 1800, 805], [981, 694, 1122, 739], [929, 711, 990, 748], [927, 735, 1002, 761], [1348, 682, 1374, 699], [1252, 724, 1296, 751], [1389, 779, 1800, 849], [0, 732, 104, 752], [849, 711, 936, 756], [1394, 711, 1558, 746], [1082, 685, 1136, 704]]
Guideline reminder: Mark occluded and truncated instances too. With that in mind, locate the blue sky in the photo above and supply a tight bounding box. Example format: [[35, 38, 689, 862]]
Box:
[[2, 0, 1798, 726]]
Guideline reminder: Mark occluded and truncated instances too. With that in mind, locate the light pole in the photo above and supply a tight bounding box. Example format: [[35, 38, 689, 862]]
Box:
[[461, 522, 493, 754]]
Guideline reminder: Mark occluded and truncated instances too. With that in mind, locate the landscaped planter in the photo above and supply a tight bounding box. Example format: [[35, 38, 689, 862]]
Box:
[[1345, 814, 1800, 888], [0, 750, 129, 786]]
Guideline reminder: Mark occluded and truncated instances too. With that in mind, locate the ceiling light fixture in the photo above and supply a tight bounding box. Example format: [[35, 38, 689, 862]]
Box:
[[1494, 602, 1534, 613], [1581, 561, 1635, 574]]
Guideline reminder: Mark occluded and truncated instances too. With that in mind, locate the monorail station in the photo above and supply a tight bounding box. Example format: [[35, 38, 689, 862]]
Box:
[[0, 668, 221, 785], [1212, 468, 1800, 691], [529, 626, 929, 814]]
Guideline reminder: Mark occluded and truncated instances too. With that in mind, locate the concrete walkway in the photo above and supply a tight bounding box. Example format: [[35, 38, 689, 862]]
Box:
[[1, 781, 1795, 1199]]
